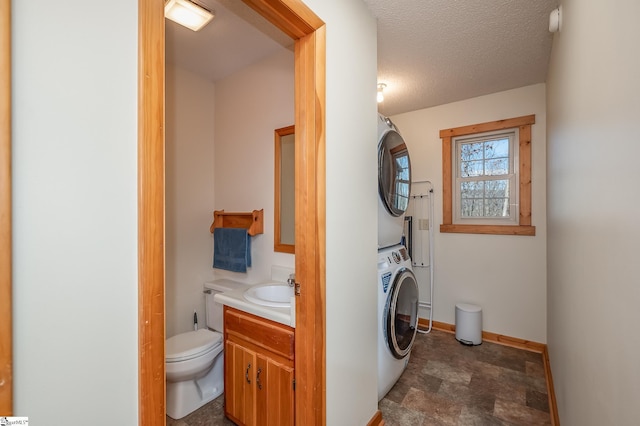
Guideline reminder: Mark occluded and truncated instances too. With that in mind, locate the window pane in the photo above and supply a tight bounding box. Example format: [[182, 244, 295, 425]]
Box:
[[485, 180, 509, 198], [485, 158, 509, 176], [484, 138, 509, 159], [460, 142, 483, 161], [461, 181, 484, 198], [393, 153, 410, 211], [484, 198, 510, 217], [461, 160, 483, 177], [395, 155, 409, 180], [461, 199, 484, 217], [394, 181, 410, 211]]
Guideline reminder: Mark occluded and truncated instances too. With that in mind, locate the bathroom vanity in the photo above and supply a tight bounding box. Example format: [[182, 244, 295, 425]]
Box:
[[224, 306, 295, 426]]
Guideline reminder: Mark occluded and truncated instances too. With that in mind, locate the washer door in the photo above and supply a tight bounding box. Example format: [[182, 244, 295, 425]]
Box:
[[378, 129, 411, 217], [384, 268, 419, 359]]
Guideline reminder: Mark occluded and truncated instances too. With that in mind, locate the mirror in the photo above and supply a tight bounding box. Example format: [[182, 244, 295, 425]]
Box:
[[275, 125, 295, 253]]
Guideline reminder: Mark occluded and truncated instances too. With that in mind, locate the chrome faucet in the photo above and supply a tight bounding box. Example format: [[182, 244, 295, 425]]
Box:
[[287, 273, 296, 287]]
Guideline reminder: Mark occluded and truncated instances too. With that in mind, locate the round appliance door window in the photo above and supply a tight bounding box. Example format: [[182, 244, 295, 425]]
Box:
[[378, 130, 411, 217], [385, 268, 419, 359]]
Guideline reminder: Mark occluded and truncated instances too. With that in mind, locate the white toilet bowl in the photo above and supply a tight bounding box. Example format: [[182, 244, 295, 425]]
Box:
[[165, 279, 250, 419], [165, 328, 224, 419]]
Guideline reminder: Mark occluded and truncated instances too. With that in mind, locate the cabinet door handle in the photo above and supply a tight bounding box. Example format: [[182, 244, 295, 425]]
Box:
[[256, 368, 262, 390], [245, 363, 251, 384]]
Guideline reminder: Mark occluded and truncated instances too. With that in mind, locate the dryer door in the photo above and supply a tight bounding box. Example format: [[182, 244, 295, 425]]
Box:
[[384, 268, 419, 359], [378, 130, 411, 217]]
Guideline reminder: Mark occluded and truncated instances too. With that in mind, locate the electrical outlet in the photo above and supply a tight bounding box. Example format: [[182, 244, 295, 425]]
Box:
[[419, 219, 429, 230]]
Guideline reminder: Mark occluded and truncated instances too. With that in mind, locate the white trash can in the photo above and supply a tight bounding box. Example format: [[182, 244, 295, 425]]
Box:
[[455, 303, 482, 345]]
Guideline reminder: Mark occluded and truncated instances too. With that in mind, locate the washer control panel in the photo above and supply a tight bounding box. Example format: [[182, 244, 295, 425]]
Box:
[[386, 246, 409, 264], [399, 247, 409, 261]]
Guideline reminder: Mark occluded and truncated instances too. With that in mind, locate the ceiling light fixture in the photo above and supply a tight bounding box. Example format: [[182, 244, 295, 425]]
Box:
[[377, 83, 387, 103], [165, 0, 215, 32]]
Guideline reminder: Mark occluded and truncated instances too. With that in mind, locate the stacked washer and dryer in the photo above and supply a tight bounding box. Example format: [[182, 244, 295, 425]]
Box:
[[377, 114, 420, 401]]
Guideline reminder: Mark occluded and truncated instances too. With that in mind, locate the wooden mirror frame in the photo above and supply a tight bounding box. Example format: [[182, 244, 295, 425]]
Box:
[[275, 125, 295, 254]]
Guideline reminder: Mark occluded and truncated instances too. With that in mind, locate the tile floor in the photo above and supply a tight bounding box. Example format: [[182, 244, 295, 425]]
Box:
[[167, 329, 551, 425], [380, 329, 551, 425]]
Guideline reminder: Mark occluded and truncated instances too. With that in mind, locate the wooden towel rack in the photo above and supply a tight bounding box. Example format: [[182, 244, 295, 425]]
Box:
[[209, 209, 264, 236]]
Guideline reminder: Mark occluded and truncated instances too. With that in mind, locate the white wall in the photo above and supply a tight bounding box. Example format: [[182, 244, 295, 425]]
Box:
[[303, 0, 379, 423], [165, 65, 216, 337], [165, 48, 295, 336], [167, 4, 378, 421], [392, 84, 547, 343], [12, 1, 138, 423], [546, 0, 640, 424], [213, 48, 295, 283]]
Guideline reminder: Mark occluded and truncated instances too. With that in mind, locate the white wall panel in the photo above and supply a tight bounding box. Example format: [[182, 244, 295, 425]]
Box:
[[547, 0, 640, 423], [303, 0, 380, 423], [12, 0, 138, 422], [165, 65, 216, 337], [392, 84, 547, 343]]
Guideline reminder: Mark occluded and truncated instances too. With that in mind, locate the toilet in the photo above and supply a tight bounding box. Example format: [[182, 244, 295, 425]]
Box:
[[165, 279, 248, 419]]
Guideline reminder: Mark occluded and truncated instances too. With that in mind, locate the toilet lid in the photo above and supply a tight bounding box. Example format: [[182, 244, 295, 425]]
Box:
[[166, 329, 222, 362]]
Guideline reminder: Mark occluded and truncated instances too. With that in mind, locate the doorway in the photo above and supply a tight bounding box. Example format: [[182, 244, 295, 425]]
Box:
[[138, 1, 326, 425]]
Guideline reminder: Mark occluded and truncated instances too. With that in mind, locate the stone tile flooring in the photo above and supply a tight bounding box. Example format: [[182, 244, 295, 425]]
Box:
[[167, 329, 551, 425], [380, 329, 551, 425]]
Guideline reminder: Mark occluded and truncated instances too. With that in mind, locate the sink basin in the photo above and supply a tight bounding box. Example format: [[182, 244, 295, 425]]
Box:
[[244, 283, 294, 308]]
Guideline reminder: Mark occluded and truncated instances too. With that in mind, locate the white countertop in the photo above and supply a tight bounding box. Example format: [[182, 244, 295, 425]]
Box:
[[213, 282, 295, 328]]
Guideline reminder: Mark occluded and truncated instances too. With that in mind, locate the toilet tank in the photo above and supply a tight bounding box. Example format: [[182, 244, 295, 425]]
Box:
[[204, 279, 249, 332]]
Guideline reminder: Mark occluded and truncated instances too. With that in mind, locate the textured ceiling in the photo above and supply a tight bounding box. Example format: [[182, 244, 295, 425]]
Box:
[[364, 0, 558, 115], [167, 0, 558, 115]]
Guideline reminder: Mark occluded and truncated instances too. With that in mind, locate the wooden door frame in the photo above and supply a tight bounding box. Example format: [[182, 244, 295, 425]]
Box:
[[0, 0, 12, 415], [138, 0, 326, 424]]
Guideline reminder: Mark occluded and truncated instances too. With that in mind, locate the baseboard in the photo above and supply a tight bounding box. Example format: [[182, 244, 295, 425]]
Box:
[[417, 318, 545, 353], [417, 318, 559, 425], [542, 346, 561, 426], [367, 409, 384, 426]]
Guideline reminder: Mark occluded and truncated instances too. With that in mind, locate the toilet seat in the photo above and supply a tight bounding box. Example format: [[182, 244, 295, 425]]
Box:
[[166, 329, 222, 363]]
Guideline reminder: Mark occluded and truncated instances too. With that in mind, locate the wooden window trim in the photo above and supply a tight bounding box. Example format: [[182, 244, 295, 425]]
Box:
[[440, 115, 536, 236]]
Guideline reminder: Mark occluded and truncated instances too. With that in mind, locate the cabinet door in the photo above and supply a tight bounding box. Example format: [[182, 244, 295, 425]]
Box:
[[225, 340, 257, 426], [256, 354, 294, 426]]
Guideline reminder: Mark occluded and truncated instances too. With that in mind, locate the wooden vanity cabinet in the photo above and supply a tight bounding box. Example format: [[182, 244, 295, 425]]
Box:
[[224, 306, 294, 426]]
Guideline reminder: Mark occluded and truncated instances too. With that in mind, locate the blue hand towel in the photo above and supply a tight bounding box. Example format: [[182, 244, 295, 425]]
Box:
[[213, 228, 252, 273]]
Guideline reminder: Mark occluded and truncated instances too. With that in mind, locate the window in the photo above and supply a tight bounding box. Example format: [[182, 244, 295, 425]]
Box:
[[440, 115, 536, 236], [455, 130, 517, 224]]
